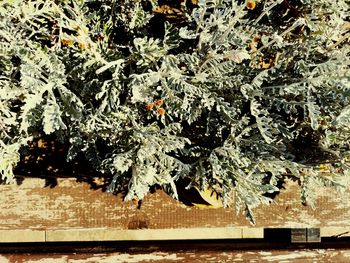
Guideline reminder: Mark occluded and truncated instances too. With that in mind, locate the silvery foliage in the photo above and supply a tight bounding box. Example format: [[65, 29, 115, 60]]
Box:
[[0, 0, 349, 222]]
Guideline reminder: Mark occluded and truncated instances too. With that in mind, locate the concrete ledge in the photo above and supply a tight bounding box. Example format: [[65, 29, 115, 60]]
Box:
[[242, 228, 264, 239], [0, 230, 45, 243], [0, 227, 347, 243], [46, 227, 243, 242], [320, 227, 350, 238]]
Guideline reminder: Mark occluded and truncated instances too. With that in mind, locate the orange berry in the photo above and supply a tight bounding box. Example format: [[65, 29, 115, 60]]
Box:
[[145, 103, 155, 111], [246, 0, 256, 10], [157, 108, 166, 116], [155, 99, 164, 107]]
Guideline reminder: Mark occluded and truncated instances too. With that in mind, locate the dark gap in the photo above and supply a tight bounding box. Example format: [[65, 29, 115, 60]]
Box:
[[1, 236, 350, 253]]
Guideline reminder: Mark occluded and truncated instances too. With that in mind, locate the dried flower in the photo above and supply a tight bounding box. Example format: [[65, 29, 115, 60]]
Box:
[[246, 0, 256, 10], [250, 35, 260, 53], [157, 108, 166, 116], [155, 99, 164, 107], [78, 42, 87, 49], [259, 57, 274, 69], [61, 38, 74, 46], [145, 103, 155, 111]]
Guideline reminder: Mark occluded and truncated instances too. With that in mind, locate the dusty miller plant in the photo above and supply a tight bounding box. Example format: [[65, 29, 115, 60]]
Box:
[[0, 0, 349, 222]]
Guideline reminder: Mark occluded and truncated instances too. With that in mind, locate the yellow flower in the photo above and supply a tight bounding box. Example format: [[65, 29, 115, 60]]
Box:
[[319, 163, 331, 173]]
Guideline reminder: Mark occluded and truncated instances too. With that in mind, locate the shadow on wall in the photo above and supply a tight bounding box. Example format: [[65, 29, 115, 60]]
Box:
[[10, 134, 285, 210]]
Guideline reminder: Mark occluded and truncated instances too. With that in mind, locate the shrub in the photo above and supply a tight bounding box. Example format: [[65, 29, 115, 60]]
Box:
[[0, 0, 349, 222]]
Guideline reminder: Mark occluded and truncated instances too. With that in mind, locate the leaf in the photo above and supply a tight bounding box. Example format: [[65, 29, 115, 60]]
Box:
[[307, 99, 321, 130], [112, 153, 133, 174], [42, 98, 67, 134], [335, 105, 350, 127], [96, 59, 124, 75], [20, 92, 44, 133], [250, 99, 275, 144]]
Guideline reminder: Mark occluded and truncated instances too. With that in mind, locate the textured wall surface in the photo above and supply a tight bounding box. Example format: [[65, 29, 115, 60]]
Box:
[[0, 178, 349, 232]]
